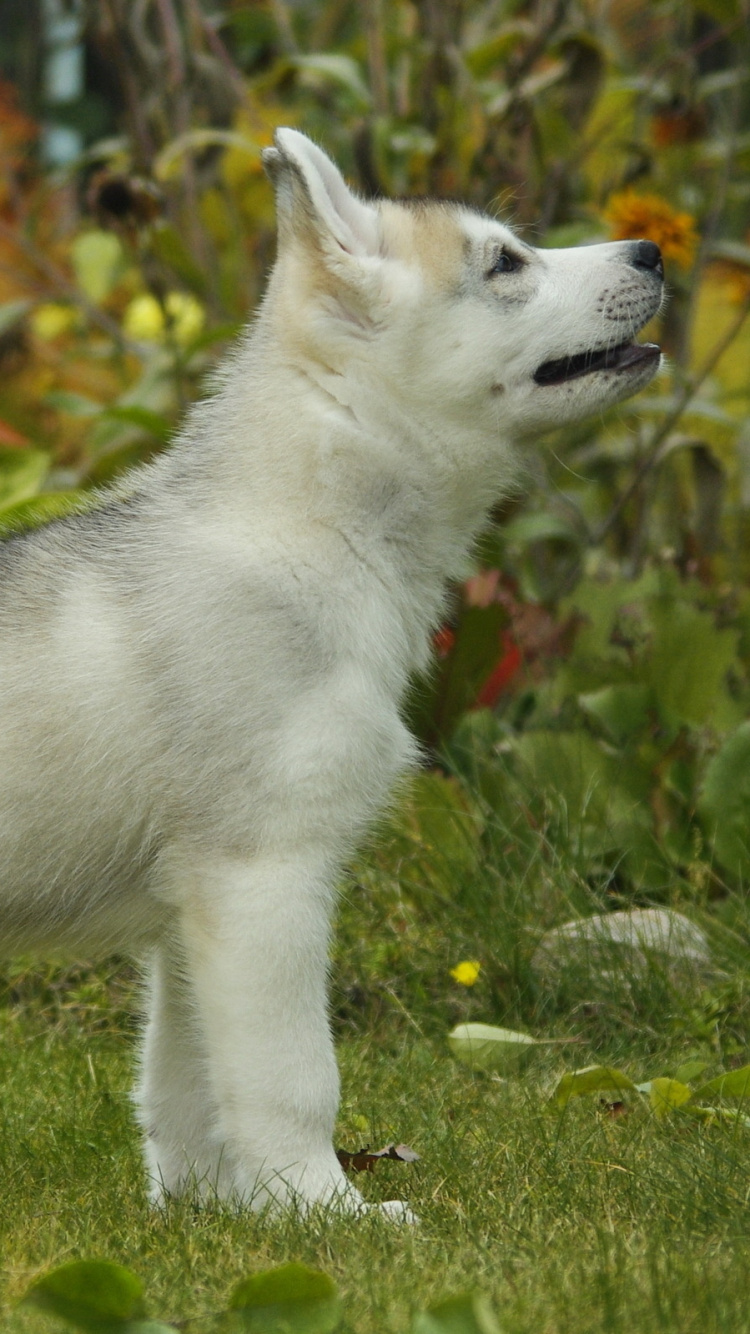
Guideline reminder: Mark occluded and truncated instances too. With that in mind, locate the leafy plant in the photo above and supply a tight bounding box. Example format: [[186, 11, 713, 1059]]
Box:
[[551, 1057, 750, 1127], [21, 1259, 504, 1334]]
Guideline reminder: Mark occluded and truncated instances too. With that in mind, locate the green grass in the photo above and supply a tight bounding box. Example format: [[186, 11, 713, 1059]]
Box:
[[3, 769, 750, 1333]]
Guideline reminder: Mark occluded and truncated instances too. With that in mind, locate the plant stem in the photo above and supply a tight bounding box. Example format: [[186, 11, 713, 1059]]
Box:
[[0, 219, 148, 359], [594, 291, 750, 546]]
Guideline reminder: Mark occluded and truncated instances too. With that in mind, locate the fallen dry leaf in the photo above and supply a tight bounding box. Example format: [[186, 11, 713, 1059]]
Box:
[[336, 1143, 420, 1174]]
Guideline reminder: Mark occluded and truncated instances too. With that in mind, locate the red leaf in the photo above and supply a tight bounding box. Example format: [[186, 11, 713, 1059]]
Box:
[[475, 632, 522, 707], [0, 418, 31, 448], [433, 625, 456, 658]]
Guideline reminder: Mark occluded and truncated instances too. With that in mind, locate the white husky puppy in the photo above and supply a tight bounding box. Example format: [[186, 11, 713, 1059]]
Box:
[[0, 129, 663, 1217]]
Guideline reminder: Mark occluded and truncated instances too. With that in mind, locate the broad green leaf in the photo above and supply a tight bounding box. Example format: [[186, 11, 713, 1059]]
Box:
[[700, 722, 750, 878], [292, 55, 371, 111], [413, 1292, 501, 1334], [562, 575, 645, 662], [24, 1260, 145, 1331], [71, 230, 124, 304], [46, 390, 102, 416], [673, 1059, 710, 1085], [448, 1023, 543, 1073], [649, 1077, 693, 1120], [228, 1264, 341, 1333], [376, 771, 481, 896], [689, 0, 743, 22], [465, 25, 528, 77], [155, 128, 259, 181], [582, 84, 637, 193], [0, 298, 31, 335], [694, 1065, 750, 1101], [503, 511, 583, 547], [103, 406, 172, 442], [553, 1065, 636, 1109], [647, 600, 738, 728], [118, 1325, 177, 1333], [0, 447, 49, 510], [578, 684, 652, 746], [512, 729, 650, 846]]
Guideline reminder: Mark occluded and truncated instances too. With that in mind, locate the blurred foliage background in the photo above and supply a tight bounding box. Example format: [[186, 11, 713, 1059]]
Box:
[[1, 0, 750, 907]]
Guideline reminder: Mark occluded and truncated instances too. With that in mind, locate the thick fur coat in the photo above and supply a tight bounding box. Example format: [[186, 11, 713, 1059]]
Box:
[[0, 130, 663, 1216]]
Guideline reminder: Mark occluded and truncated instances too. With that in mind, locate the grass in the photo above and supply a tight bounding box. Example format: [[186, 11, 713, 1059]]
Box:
[[3, 765, 750, 1333]]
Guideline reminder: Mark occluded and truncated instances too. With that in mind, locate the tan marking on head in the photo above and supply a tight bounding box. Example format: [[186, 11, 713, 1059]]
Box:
[[379, 201, 468, 292]]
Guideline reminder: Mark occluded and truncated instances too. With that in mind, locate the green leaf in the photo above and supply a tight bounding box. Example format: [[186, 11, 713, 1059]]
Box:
[[180, 320, 242, 358], [689, 0, 743, 23], [0, 446, 50, 510], [378, 771, 481, 897], [649, 1078, 693, 1120], [0, 490, 95, 538], [0, 298, 31, 335], [699, 722, 750, 878], [103, 406, 172, 442], [578, 684, 653, 746], [24, 1260, 146, 1332], [292, 55, 372, 111], [647, 599, 738, 728], [413, 1292, 501, 1334], [465, 26, 528, 77], [503, 511, 583, 547], [227, 1264, 342, 1333], [149, 223, 207, 296], [118, 1325, 177, 1333], [46, 390, 102, 416], [693, 1064, 750, 1101], [71, 231, 124, 304], [448, 1023, 547, 1074], [673, 1059, 710, 1085], [154, 128, 260, 181], [552, 1065, 636, 1109]]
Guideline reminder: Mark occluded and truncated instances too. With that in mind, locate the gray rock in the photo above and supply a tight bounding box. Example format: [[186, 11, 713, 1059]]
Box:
[[532, 907, 713, 987]]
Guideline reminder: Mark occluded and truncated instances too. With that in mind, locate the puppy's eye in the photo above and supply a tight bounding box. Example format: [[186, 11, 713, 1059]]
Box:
[[487, 249, 521, 277]]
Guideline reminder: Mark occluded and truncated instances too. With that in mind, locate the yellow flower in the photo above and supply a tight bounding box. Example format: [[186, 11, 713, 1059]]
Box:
[[31, 303, 77, 339], [450, 960, 481, 986], [164, 291, 205, 345], [123, 293, 165, 341], [123, 291, 205, 345], [604, 191, 698, 270]]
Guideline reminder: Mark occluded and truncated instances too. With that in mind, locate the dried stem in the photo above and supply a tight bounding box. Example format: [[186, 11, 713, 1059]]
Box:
[[0, 219, 148, 359], [361, 0, 389, 117], [594, 291, 750, 546]]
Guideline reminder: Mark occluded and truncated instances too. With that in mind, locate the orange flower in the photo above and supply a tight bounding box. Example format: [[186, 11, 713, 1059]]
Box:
[[604, 191, 698, 270]]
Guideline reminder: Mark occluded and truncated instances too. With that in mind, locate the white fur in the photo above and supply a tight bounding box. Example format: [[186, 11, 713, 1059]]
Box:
[[0, 130, 663, 1217]]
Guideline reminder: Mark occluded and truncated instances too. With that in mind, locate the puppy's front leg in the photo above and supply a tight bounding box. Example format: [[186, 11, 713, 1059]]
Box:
[[167, 851, 363, 1213]]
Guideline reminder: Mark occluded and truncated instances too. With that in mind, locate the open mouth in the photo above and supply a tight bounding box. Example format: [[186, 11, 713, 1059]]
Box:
[[533, 341, 660, 387]]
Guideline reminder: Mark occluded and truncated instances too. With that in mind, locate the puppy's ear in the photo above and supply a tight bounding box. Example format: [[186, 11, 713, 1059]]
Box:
[[262, 129, 379, 261]]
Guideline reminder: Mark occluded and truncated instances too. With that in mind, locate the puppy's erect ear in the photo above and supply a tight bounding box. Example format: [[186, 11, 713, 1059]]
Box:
[[262, 129, 379, 260]]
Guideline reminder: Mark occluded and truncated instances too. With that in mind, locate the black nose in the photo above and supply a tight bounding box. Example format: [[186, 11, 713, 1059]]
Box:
[[630, 239, 664, 277]]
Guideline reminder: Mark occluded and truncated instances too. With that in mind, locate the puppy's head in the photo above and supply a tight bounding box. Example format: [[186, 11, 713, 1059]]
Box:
[[262, 131, 663, 443]]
